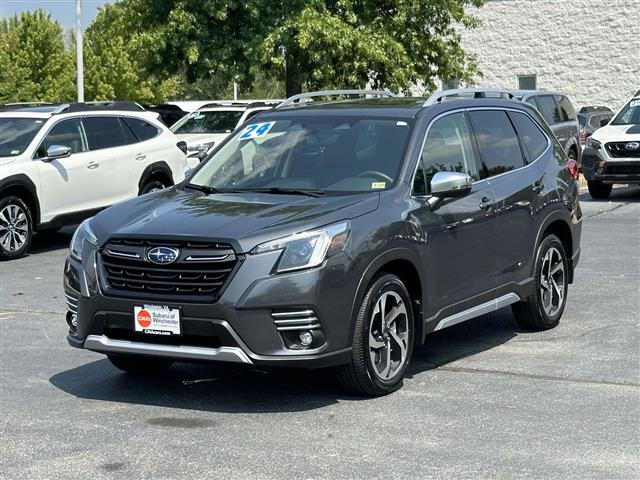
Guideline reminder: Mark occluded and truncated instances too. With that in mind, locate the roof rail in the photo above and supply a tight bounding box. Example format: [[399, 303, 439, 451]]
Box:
[[276, 89, 396, 109], [52, 101, 146, 114], [424, 88, 517, 106], [0, 102, 54, 112], [198, 100, 281, 110]]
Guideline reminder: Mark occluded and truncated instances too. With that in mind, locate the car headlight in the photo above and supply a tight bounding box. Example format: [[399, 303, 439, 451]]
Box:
[[188, 142, 215, 159], [70, 219, 98, 260], [251, 221, 350, 273], [586, 137, 601, 150]]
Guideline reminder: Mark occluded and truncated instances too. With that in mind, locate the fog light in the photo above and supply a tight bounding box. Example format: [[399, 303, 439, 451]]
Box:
[[596, 168, 604, 174], [299, 330, 314, 347], [66, 311, 78, 331]]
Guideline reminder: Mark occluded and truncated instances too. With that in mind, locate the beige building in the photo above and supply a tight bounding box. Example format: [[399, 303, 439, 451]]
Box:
[[459, 0, 640, 110]]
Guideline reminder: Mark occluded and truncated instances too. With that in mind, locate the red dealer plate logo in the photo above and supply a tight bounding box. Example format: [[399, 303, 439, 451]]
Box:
[[136, 309, 152, 328]]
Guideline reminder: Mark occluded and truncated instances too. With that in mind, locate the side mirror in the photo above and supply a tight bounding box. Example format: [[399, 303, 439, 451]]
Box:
[[427, 171, 472, 210], [42, 145, 72, 162]]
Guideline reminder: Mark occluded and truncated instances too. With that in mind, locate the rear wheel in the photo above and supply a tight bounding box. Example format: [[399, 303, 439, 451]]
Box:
[[107, 354, 173, 374], [0, 196, 33, 260], [139, 178, 168, 195], [337, 273, 414, 396], [512, 234, 568, 330], [587, 181, 612, 199]]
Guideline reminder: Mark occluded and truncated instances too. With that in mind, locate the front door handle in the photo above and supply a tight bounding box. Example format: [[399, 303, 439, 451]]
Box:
[[135, 154, 147, 161], [479, 197, 494, 211], [87, 161, 100, 169]]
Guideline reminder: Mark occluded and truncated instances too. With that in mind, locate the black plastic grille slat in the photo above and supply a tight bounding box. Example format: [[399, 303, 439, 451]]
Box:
[[101, 238, 237, 300]]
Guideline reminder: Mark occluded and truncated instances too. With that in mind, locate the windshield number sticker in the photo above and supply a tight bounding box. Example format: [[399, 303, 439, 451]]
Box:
[[371, 182, 386, 189], [630, 99, 640, 108], [238, 122, 275, 140]]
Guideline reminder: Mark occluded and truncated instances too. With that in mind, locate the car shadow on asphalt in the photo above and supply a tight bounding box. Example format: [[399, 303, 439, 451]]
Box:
[[579, 185, 640, 203], [26, 226, 76, 255], [49, 308, 524, 412]]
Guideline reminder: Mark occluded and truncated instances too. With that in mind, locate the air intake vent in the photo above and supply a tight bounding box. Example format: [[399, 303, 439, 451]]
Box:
[[65, 292, 78, 315]]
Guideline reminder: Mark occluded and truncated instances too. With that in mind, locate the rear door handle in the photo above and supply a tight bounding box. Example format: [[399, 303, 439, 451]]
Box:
[[87, 161, 100, 169], [479, 196, 494, 210], [135, 154, 147, 161]]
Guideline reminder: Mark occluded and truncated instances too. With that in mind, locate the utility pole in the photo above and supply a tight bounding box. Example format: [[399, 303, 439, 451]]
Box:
[[76, 0, 84, 102]]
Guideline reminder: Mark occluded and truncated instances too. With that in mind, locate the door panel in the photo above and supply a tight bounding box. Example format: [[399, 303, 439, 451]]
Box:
[[412, 112, 498, 317]]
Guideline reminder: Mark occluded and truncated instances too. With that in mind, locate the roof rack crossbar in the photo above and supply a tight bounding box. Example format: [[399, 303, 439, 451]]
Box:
[[276, 89, 396, 109], [52, 101, 145, 114], [424, 88, 517, 106]]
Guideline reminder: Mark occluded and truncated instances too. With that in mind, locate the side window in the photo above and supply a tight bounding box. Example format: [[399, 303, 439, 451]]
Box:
[[121, 117, 160, 142], [555, 95, 576, 122], [36, 119, 86, 158], [418, 112, 479, 194], [509, 111, 548, 161], [534, 96, 560, 125], [468, 110, 526, 179], [83, 116, 128, 150], [118, 118, 138, 144]]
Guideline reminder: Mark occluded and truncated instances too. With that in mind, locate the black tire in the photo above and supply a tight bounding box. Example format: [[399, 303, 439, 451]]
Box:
[[0, 195, 33, 260], [512, 234, 568, 330], [337, 273, 414, 396], [107, 354, 173, 375], [587, 181, 612, 199], [139, 179, 168, 195]]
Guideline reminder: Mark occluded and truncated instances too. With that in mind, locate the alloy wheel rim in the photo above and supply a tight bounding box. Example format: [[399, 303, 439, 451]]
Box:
[[540, 246, 565, 317], [0, 204, 29, 252], [368, 290, 409, 381]]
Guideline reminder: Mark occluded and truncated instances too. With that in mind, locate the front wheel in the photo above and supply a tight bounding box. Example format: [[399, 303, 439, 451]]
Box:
[[512, 234, 568, 330], [107, 354, 173, 375], [139, 179, 168, 195], [337, 273, 414, 396], [0, 196, 33, 260], [587, 181, 612, 199]]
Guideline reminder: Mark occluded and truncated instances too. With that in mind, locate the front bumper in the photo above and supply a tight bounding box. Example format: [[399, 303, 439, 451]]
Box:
[[64, 244, 357, 369], [582, 149, 640, 183]]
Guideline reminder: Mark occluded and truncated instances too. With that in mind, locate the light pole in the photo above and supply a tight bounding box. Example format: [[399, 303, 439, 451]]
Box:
[[76, 0, 84, 102]]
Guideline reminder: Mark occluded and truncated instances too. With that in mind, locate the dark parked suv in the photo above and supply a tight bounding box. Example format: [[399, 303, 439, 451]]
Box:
[[65, 90, 583, 396]]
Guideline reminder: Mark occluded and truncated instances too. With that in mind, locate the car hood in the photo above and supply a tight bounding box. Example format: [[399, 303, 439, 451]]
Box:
[[592, 124, 640, 141], [174, 133, 229, 147], [90, 187, 380, 253]]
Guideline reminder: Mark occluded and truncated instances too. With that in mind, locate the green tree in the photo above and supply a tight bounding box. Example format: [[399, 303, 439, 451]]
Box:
[[108, 0, 483, 97], [0, 10, 75, 102]]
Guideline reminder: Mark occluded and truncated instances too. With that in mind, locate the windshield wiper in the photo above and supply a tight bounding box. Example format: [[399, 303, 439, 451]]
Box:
[[244, 187, 325, 198], [184, 183, 242, 194]]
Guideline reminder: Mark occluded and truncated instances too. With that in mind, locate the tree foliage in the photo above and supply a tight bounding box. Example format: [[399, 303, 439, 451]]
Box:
[[0, 10, 75, 102]]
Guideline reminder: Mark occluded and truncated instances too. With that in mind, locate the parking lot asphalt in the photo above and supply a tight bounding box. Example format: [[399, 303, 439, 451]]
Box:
[[1, 187, 639, 480]]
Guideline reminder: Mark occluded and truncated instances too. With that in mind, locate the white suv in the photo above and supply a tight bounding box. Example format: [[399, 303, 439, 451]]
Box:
[[0, 102, 191, 259], [171, 101, 281, 161]]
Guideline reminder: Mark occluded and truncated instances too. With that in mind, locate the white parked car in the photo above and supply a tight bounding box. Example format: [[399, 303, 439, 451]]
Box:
[[0, 102, 191, 259], [170, 101, 281, 161]]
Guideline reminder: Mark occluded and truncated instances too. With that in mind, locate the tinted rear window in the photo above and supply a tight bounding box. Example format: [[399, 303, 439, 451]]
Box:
[[83, 116, 128, 150], [534, 96, 560, 125], [468, 110, 526, 178], [122, 117, 160, 142], [509, 112, 548, 161]]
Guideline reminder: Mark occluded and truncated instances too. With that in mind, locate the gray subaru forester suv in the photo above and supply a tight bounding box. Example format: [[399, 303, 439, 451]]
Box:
[[65, 90, 582, 396]]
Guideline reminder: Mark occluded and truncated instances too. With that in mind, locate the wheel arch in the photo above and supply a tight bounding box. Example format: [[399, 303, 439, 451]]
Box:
[[534, 213, 574, 283], [350, 248, 425, 346], [138, 162, 174, 193], [0, 174, 40, 225]]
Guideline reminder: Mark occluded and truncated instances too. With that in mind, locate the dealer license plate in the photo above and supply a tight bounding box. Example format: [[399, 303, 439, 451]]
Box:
[[134, 305, 181, 336]]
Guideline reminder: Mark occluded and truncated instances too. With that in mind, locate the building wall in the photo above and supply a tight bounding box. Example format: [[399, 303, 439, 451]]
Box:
[[460, 0, 640, 110]]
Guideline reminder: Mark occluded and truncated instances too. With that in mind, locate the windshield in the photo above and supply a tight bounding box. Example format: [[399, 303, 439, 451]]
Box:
[[0, 117, 45, 157], [189, 116, 413, 194], [611, 98, 640, 125], [171, 110, 244, 134]]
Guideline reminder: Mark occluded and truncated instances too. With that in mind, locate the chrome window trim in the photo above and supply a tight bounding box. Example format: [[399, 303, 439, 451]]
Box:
[[409, 106, 552, 198]]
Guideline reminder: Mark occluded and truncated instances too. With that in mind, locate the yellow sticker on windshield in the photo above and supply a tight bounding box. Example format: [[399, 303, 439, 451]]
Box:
[[371, 182, 386, 189]]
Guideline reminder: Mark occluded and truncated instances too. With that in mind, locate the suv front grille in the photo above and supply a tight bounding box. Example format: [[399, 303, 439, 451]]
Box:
[[100, 238, 239, 302], [606, 142, 640, 158]]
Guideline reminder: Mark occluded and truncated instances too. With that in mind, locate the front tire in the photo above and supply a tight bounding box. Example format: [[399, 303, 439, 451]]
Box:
[[0, 196, 33, 260], [512, 234, 568, 330], [587, 181, 612, 199], [337, 273, 414, 396], [107, 354, 173, 375]]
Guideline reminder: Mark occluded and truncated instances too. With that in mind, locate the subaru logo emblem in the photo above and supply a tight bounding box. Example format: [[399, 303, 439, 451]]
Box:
[[146, 247, 180, 265], [626, 142, 640, 150]]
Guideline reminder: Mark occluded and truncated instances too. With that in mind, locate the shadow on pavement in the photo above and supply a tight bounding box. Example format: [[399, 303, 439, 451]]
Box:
[[579, 185, 640, 203], [26, 226, 76, 255], [50, 308, 523, 412]]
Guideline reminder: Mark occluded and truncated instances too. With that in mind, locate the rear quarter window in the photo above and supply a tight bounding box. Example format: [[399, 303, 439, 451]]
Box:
[[509, 112, 549, 161], [122, 117, 161, 142], [534, 96, 561, 125], [555, 95, 576, 122]]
